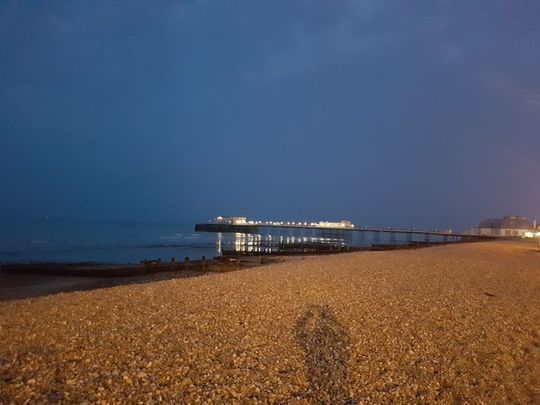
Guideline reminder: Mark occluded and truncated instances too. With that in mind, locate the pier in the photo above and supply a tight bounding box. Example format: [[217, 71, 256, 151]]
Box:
[[194, 217, 494, 244]]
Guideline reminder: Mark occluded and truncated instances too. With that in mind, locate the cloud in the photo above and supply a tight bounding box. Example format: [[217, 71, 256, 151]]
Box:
[[243, 2, 394, 85]]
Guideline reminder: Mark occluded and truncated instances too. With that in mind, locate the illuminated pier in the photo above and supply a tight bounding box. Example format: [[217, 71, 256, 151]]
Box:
[[194, 216, 493, 242]]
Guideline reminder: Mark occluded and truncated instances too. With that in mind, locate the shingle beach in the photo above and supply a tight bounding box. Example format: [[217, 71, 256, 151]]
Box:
[[1, 241, 539, 403]]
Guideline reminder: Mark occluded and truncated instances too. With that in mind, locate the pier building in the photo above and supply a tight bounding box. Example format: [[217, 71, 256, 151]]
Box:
[[211, 216, 354, 229], [214, 216, 248, 225]]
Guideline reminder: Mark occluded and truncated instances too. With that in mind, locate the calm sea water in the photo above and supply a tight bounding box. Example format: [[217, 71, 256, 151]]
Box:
[[0, 220, 219, 264], [0, 219, 448, 264]]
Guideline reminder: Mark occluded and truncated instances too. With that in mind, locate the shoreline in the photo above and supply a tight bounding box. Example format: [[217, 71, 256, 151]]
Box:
[[0, 240, 512, 302], [0, 239, 464, 276], [0, 241, 463, 302]]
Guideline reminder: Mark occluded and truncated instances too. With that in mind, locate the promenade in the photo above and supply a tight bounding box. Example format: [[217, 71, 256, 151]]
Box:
[[1, 241, 539, 403]]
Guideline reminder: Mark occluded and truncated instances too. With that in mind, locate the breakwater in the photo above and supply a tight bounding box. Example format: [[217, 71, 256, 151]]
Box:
[[0, 258, 240, 278]]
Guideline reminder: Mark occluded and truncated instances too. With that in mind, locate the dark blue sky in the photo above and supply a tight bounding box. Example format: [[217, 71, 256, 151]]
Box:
[[1, 1, 539, 230]]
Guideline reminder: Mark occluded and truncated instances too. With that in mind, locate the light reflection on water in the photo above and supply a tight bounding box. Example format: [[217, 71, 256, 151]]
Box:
[[217, 232, 348, 254]]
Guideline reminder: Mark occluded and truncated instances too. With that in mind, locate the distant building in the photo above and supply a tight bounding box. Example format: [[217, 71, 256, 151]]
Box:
[[212, 216, 355, 229], [316, 220, 355, 229], [468, 215, 534, 237], [214, 216, 247, 225]]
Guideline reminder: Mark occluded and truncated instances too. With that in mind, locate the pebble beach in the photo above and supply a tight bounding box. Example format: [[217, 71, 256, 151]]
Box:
[[1, 241, 539, 403]]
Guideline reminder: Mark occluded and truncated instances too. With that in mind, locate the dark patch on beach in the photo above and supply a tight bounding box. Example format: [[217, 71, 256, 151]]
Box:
[[0, 269, 206, 301], [294, 305, 355, 404]]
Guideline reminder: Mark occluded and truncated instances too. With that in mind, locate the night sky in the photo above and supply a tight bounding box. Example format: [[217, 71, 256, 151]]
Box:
[[1, 1, 539, 230]]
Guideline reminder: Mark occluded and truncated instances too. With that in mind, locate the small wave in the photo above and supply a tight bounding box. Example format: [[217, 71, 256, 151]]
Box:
[[19, 242, 217, 253]]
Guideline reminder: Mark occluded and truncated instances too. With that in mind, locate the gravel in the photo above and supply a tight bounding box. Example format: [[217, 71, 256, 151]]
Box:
[[1, 241, 539, 403]]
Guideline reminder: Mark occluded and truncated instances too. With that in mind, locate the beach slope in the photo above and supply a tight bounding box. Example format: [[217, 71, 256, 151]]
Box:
[[1, 241, 539, 403]]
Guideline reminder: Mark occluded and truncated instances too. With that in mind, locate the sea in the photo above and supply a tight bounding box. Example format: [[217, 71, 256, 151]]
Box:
[[0, 219, 447, 264], [0, 219, 220, 264]]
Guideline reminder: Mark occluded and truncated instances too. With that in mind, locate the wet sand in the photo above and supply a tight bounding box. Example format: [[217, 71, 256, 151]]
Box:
[[0, 256, 285, 302], [0, 269, 207, 302], [0, 241, 539, 403]]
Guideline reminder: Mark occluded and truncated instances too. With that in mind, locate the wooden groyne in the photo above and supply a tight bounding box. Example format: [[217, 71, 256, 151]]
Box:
[[0, 259, 241, 277]]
